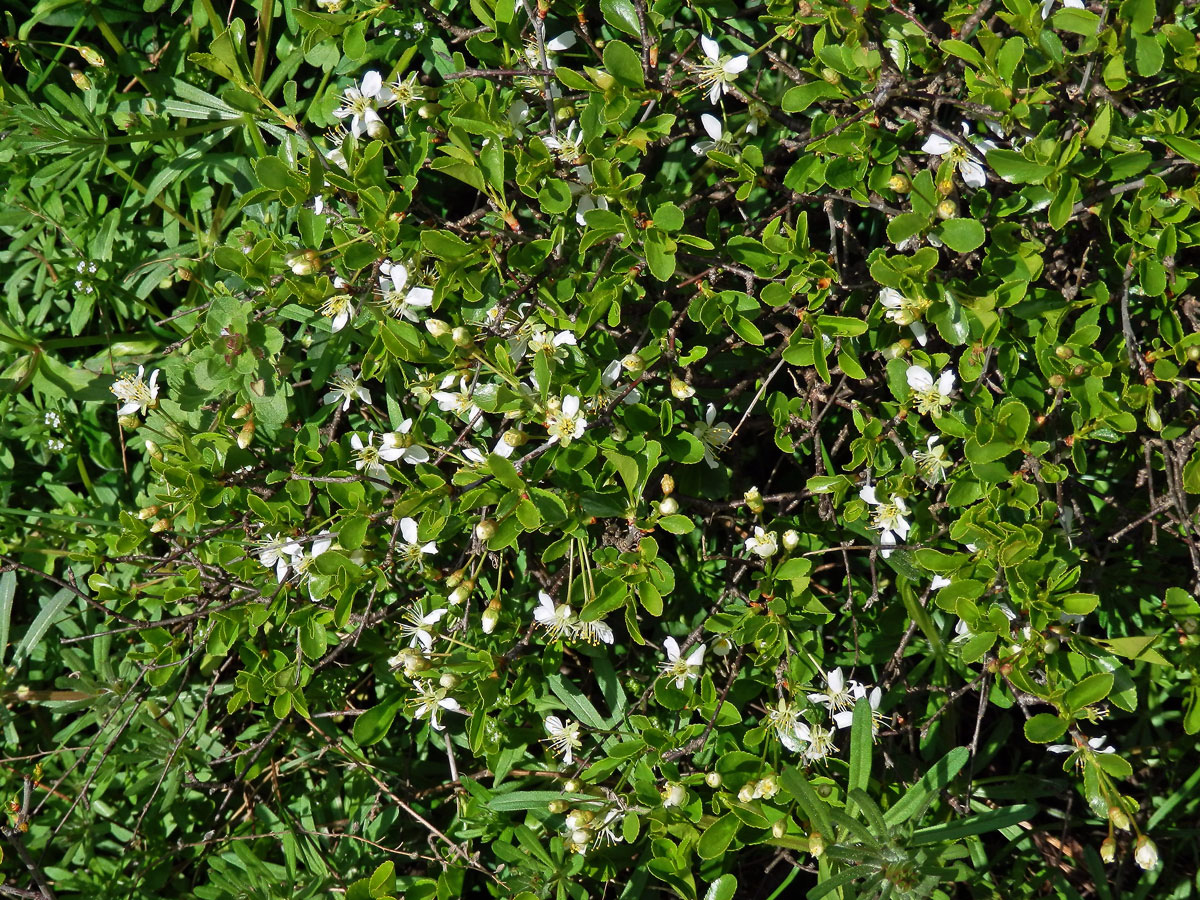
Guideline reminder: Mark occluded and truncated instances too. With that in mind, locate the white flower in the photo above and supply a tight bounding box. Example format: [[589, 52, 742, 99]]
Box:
[[794, 722, 836, 763], [692, 113, 724, 155], [1042, 0, 1084, 18], [766, 699, 807, 752], [878, 287, 929, 346], [543, 715, 583, 765], [412, 680, 460, 732], [661, 782, 687, 808], [111, 365, 161, 416], [546, 394, 587, 445], [575, 618, 615, 646], [386, 72, 422, 118], [833, 685, 887, 736], [378, 262, 434, 321], [323, 367, 372, 411], [913, 434, 951, 484], [930, 574, 953, 590], [1134, 836, 1159, 870], [527, 325, 577, 359], [660, 636, 705, 689], [693, 403, 733, 468], [698, 35, 749, 104], [573, 165, 609, 225], [332, 70, 395, 139], [544, 120, 585, 162], [744, 527, 778, 559], [906, 365, 955, 416], [921, 121, 997, 189], [808, 668, 859, 713], [533, 591, 575, 641], [1048, 734, 1117, 755], [320, 293, 355, 332], [398, 517, 436, 569], [860, 480, 911, 558], [400, 605, 450, 652], [351, 432, 392, 486], [380, 419, 430, 465], [257, 532, 301, 582], [289, 531, 334, 600], [433, 375, 485, 428], [601, 359, 641, 406]]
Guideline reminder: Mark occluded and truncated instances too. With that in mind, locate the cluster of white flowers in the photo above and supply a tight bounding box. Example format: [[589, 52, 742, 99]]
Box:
[[533, 592, 614, 645], [764, 669, 888, 763], [332, 70, 423, 139]]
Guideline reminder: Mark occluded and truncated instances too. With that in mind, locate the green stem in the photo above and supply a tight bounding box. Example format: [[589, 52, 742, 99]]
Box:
[[102, 155, 201, 236]]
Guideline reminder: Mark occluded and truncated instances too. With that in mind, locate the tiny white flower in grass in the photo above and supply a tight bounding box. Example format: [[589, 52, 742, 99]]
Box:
[[906, 365, 956, 416], [534, 591, 576, 641], [321, 293, 355, 332], [257, 533, 301, 582], [660, 636, 705, 689], [333, 70, 395, 139], [697, 35, 749, 104], [808, 668, 860, 713], [744, 527, 779, 559], [351, 433, 391, 486], [544, 120, 585, 163], [693, 403, 733, 468], [398, 517, 436, 569], [795, 722, 836, 763], [878, 287, 929, 346], [543, 715, 583, 764], [378, 262, 434, 322], [546, 394, 588, 445], [691, 113, 724, 155], [921, 121, 997, 189], [411, 680, 460, 732], [859, 480, 911, 558], [380, 419, 429, 465], [1048, 734, 1116, 756], [913, 434, 952, 484], [400, 605, 450, 652], [111, 365, 161, 416], [323, 367, 371, 411]]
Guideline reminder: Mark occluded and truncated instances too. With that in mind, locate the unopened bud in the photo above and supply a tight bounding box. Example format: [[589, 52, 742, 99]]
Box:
[[285, 251, 318, 276], [417, 102, 441, 119], [1134, 835, 1158, 870], [451, 326, 474, 348], [237, 419, 255, 449], [150, 518, 171, 533], [887, 173, 911, 193], [481, 599, 500, 634], [782, 529, 800, 550], [1108, 805, 1131, 831], [621, 353, 645, 374], [448, 580, 473, 605], [438, 672, 459, 689], [660, 473, 675, 495], [712, 635, 734, 656], [70, 70, 93, 90], [705, 772, 723, 788], [446, 568, 466, 589], [1100, 837, 1116, 863], [658, 497, 679, 516], [661, 783, 687, 808], [772, 820, 787, 838], [1072, 364, 1086, 377], [231, 401, 253, 420], [425, 318, 451, 337], [475, 518, 497, 541], [118, 414, 140, 430], [548, 799, 568, 814], [809, 830, 825, 857], [1055, 345, 1074, 360], [936, 199, 957, 220], [144, 440, 163, 460], [1048, 374, 1065, 388], [1187, 345, 1200, 362], [744, 486, 764, 514], [563, 778, 582, 793], [365, 119, 389, 140], [138, 505, 159, 520], [78, 46, 106, 66], [669, 377, 695, 400]]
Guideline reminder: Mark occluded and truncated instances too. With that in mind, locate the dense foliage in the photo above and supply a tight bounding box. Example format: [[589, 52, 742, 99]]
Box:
[[2, 0, 1200, 897]]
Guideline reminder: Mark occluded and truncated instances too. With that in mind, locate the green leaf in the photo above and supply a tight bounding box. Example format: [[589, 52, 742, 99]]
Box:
[[1100, 635, 1170, 666], [911, 804, 1038, 844], [887, 212, 929, 245], [600, 0, 641, 36], [780, 766, 833, 836], [603, 40, 645, 89], [934, 218, 986, 252], [1051, 7, 1101, 34], [0, 570, 14, 667], [697, 813, 740, 859], [986, 149, 1054, 184], [703, 874, 737, 900], [885, 747, 969, 826], [1064, 673, 1114, 712], [13, 587, 73, 669], [352, 696, 404, 746], [1024, 713, 1069, 743], [255, 156, 294, 190], [940, 39, 985, 68], [368, 861, 395, 897], [548, 674, 610, 729], [780, 81, 840, 112], [848, 697, 873, 796], [658, 514, 694, 534]]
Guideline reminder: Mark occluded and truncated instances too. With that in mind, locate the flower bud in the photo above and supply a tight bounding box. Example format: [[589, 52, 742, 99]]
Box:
[[548, 799, 568, 814], [451, 326, 474, 348], [782, 529, 800, 550], [563, 778, 582, 794], [150, 518, 171, 534], [937, 177, 955, 197], [231, 401, 253, 420], [78, 46, 106, 66], [417, 102, 441, 119], [71, 70, 93, 90], [1187, 345, 1200, 362], [621, 353, 645, 374], [660, 473, 675, 495], [144, 440, 163, 460], [237, 420, 255, 449], [661, 782, 687, 808], [481, 599, 500, 634], [1108, 805, 1131, 831], [366, 119, 390, 140], [1100, 837, 1116, 863], [138, 505, 160, 520], [737, 782, 755, 803], [809, 830, 825, 857], [1055, 345, 1074, 360], [936, 199, 957, 220], [425, 318, 451, 338], [475, 519, 497, 541], [285, 251, 317, 276], [712, 636, 734, 656], [1072, 364, 1087, 377], [610, 423, 628, 441], [772, 820, 787, 838], [1048, 374, 1065, 388], [658, 497, 679, 516], [446, 568, 465, 589], [744, 486, 764, 514], [1134, 835, 1158, 870], [887, 173, 911, 193], [571, 829, 591, 846], [438, 672, 459, 689], [448, 579, 474, 605], [400, 648, 431, 675], [705, 772, 723, 788], [118, 414, 140, 430], [669, 377, 695, 400]]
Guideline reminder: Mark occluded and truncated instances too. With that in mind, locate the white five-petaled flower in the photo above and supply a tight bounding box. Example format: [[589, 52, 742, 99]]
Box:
[[1042, 0, 1084, 18], [906, 365, 956, 416], [289, 531, 334, 600], [808, 668, 860, 713], [913, 435, 952, 484], [859, 480, 911, 558], [794, 722, 836, 763], [572, 165, 609, 226], [400, 605, 450, 652], [833, 684, 888, 736], [660, 637, 705, 689], [692, 113, 725, 155], [323, 367, 371, 411], [432, 375, 485, 428], [534, 591, 576, 641], [378, 261, 434, 321], [526, 325, 577, 359], [1048, 734, 1116, 756], [257, 532, 301, 582], [698, 35, 749, 104], [381, 419, 430, 465], [766, 699, 807, 752], [921, 121, 997, 189], [111, 365, 161, 416], [320, 293, 355, 332], [600, 359, 642, 407], [546, 395, 587, 445], [350, 432, 396, 486], [544, 120, 585, 162], [744, 526, 779, 559], [543, 715, 583, 765], [333, 70, 395, 139], [398, 517, 436, 568], [386, 72, 422, 118], [693, 403, 733, 468], [878, 287, 930, 346], [411, 680, 460, 732], [661, 782, 688, 808]]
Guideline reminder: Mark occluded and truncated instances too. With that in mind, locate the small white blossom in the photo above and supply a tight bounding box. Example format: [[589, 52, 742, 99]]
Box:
[[572, 165, 609, 225], [323, 367, 371, 411], [766, 699, 807, 752], [808, 668, 860, 713], [878, 287, 929, 346], [1134, 836, 1159, 870], [320, 293, 355, 332], [906, 365, 955, 416], [411, 680, 460, 732], [744, 527, 778, 559], [697, 35, 749, 104], [257, 532, 301, 582], [378, 262, 434, 321], [546, 394, 587, 445], [351, 432, 392, 486], [398, 517, 436, 569], [544, 120, 585, 162], [433, 375, 484, 428], [543, 715, 583, 764], [1048, 734, 1117, 756], [600, 359, 641, 406], [400, 605, 450, 652], [534, 591, 576, 641], [692, 113, 724, 155], [1042, 0, 1085, 18], [794, 722, 836, 763], [913, 434, 952, 484], [111, 365, 161, 416], [660, 636, 705, 689], [380, 419, 430, 465], [860, 480, 911, 558], [289, 531, 334, 600], [661, 782, 687, 808], [333, 70, 395, 139], [386, 72, 422, 118], [834, 684, 888, 737], [921, 121, 997, 189], [694, 404, 733, 468]]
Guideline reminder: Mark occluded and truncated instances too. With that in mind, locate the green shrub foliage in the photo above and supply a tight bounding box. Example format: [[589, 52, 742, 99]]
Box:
[[1, 0, 1199, 896]]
